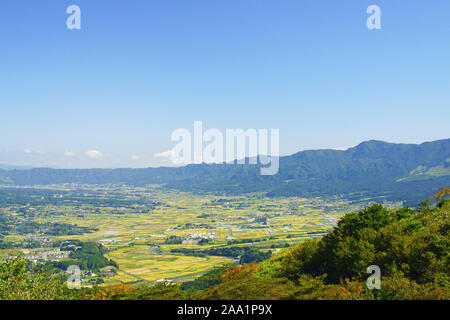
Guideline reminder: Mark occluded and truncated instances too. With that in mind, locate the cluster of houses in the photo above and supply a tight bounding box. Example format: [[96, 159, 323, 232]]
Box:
[[27, 235, 52, 246], [181, 232, 219, 245], [9, 248, 70, 264], [99, 238, 120, 244]]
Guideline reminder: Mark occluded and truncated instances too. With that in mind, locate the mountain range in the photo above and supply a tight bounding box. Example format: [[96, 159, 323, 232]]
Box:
[[0, 139, 449, 206], [0, 164, 34, 171]]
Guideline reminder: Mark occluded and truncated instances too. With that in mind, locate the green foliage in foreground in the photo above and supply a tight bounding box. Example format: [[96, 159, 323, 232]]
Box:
[[181, 265, 234, 291], [0, 257, 91, 300], [0, 196, 448, 300]]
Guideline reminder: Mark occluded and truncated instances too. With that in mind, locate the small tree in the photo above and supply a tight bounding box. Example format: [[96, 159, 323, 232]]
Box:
[[0, 256, 77, 300]]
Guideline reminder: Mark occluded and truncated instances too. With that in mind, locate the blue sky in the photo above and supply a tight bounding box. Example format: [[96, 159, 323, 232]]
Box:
[[0, 0, 449, 168]]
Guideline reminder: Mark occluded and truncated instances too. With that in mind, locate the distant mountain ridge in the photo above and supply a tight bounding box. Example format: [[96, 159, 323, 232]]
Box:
[[0, 139, 449, 205], [0, 164, 34, 171]]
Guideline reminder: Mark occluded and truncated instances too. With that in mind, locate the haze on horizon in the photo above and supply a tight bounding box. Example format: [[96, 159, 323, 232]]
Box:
[[1, 1, 449, 169]]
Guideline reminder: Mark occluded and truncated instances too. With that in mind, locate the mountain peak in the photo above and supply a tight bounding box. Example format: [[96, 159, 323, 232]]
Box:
[[345, 140, 393, 156], [354, 140, 391, 148]]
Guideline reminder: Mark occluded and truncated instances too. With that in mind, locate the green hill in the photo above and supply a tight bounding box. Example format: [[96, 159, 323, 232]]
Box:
[[1, 139, 449, 205], [191, 194, 450, 300]]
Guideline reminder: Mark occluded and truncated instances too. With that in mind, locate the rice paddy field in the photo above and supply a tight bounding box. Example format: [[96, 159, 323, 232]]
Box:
[[0, 185, 403, 286]]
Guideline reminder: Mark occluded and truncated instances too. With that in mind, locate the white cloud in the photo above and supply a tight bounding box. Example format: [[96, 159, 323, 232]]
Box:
[[85, 150, 104, 159], [130, 155, 140, 161], [64, 151, 76, 157], [154, 150, 174, 158], [334, 146, 351, 151], [24, 149, 32, 154]]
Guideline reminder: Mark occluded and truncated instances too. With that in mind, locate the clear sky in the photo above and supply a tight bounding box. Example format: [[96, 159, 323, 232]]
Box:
[[1, 0, 449, 168]]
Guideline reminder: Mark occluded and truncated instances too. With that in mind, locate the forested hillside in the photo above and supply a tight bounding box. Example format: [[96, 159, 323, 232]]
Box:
[[0, 139, 449, 205]]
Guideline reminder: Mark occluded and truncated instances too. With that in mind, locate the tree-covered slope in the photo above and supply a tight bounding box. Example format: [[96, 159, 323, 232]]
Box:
[[195, 194, 449, 300], [1, 139, 449, 204]]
